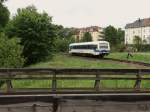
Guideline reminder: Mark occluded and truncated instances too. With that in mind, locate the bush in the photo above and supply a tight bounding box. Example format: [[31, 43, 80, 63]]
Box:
[[0, 33, 24, 68], [140, 45, 150, 52], [5, 6, 56, 65], [55, 37, 75, 52], [133, 36, 142, 51]]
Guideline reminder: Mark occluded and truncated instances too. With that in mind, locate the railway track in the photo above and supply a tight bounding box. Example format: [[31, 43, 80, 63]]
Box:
[[70, 54, 150, 67], [104, 58, 150, 67]]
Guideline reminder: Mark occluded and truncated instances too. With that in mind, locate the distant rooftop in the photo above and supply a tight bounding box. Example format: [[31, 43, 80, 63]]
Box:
[[125, 18, 150, 29], [73, 26, 103, 34]]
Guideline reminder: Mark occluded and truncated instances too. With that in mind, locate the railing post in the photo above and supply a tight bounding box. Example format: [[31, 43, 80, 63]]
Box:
[[94, 74, 100, 91], [134, 70, 141, 91], [6, 80, 13, 93], [52, 72, 57, 92], [5, 70, 13, 93]]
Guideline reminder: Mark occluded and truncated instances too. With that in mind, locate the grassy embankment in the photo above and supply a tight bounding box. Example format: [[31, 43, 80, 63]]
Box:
[[10, 53, 150, 89], [106, 52, 150, 64]]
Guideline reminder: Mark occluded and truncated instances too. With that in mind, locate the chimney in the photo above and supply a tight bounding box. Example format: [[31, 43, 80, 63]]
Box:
[[138, 18, 141, 22]]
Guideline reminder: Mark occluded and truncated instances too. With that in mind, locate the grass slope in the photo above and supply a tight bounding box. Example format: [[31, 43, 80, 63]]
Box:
[[8, 54, 150, 89], [106, 52, 150, 64], [31, 54, 139, 69]]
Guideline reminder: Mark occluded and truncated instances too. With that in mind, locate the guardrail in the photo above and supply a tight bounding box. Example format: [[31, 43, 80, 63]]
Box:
[[0, 68, 150, 94]]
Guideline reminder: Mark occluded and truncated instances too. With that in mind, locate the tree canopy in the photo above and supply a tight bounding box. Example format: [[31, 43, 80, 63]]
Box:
[[5, 6, 56, 65], [103, 26, 125, 51], [103, 26, 118, 45], [81, 32, 92, 42], [0, 0, 7, 3], [0, 1, 9, 30], [54, 25, 75, 52]]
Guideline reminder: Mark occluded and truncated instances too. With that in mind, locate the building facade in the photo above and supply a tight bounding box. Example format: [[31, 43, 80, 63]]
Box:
[[125, 18, 150, 44], [74, 26, 104, 42]]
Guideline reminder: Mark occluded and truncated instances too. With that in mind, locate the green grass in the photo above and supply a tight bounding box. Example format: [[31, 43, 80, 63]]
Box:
[[10, 79, 150, 89], [2, 53, 150, 89], [106, 52, 150, 64], [30, 54, 140, 69]]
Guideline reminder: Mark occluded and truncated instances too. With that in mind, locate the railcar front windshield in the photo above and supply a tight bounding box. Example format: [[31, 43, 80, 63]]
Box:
[[99, 43, 109, 49]]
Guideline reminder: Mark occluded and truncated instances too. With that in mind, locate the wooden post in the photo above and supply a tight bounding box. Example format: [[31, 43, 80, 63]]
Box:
[[32, 104, 37, 112], [94, 74, 100, 91], [6, 80, 13, 93], [52, 73, 57, 91], [134, 70, 141, 91]]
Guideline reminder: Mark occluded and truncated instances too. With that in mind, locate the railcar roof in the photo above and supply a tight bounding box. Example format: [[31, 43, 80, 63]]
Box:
[[69, 41, 109, 46]]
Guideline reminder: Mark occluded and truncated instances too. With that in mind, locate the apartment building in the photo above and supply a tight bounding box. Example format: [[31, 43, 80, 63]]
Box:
[[125, 18, 150, 44], [74, 26, 104, 42]]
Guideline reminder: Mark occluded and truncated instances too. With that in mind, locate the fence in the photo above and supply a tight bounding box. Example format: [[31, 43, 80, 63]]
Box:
[[0, 68, 150, 94]]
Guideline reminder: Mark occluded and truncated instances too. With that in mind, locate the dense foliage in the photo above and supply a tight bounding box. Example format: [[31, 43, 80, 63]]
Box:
[[0, 1, 9, 30], [5, 6, 56, 65], [103, 26, 125, 51], [0, 0, 7, 2], [80, 32, 92, 42], [140, 45, 150, 52], [0, 33, 24, 68], [54, 25, 75, 52]]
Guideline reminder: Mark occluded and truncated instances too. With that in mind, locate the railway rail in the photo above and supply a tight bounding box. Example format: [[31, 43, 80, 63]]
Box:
[[70, 54, 150, 67], [105, 57, 150, 67]]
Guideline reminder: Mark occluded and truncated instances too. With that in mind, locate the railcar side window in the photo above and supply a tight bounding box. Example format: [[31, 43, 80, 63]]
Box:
[[89, 45, 97, 49], [71, 44, 97, 49]]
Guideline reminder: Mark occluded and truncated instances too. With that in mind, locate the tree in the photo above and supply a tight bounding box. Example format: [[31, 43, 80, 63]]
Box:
[[5, 6, 56, 65], [117, 28, 124, 43], [0, 0, 7, 2], [103, 26, 125, 51], [54, 25, 75, 52], [0, 33, 24, 67], [81, 32, 92, 42], [0, 0, 9, 30], [55, 37, 75, 52], [103, 26, 118, 46], [133, 36, 142, 51]]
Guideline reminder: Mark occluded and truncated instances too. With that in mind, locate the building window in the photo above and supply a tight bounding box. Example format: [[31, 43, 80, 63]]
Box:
[[133, 31, 135, 34]]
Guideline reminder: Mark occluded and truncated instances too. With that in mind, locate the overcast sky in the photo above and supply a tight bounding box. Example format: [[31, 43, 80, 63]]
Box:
[[5, 0, 150, 28]]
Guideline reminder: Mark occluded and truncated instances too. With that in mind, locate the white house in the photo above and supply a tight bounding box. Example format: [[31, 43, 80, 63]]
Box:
[[125, 18, 150, 44]]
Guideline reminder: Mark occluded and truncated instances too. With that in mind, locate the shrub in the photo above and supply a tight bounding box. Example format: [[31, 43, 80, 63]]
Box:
[[54, 37, 75, 52], [0, 33, 24, 68], [133, 36, 142, 51]]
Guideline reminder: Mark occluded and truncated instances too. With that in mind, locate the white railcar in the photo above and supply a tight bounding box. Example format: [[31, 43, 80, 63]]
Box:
[[69, 41, 110, 58]]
